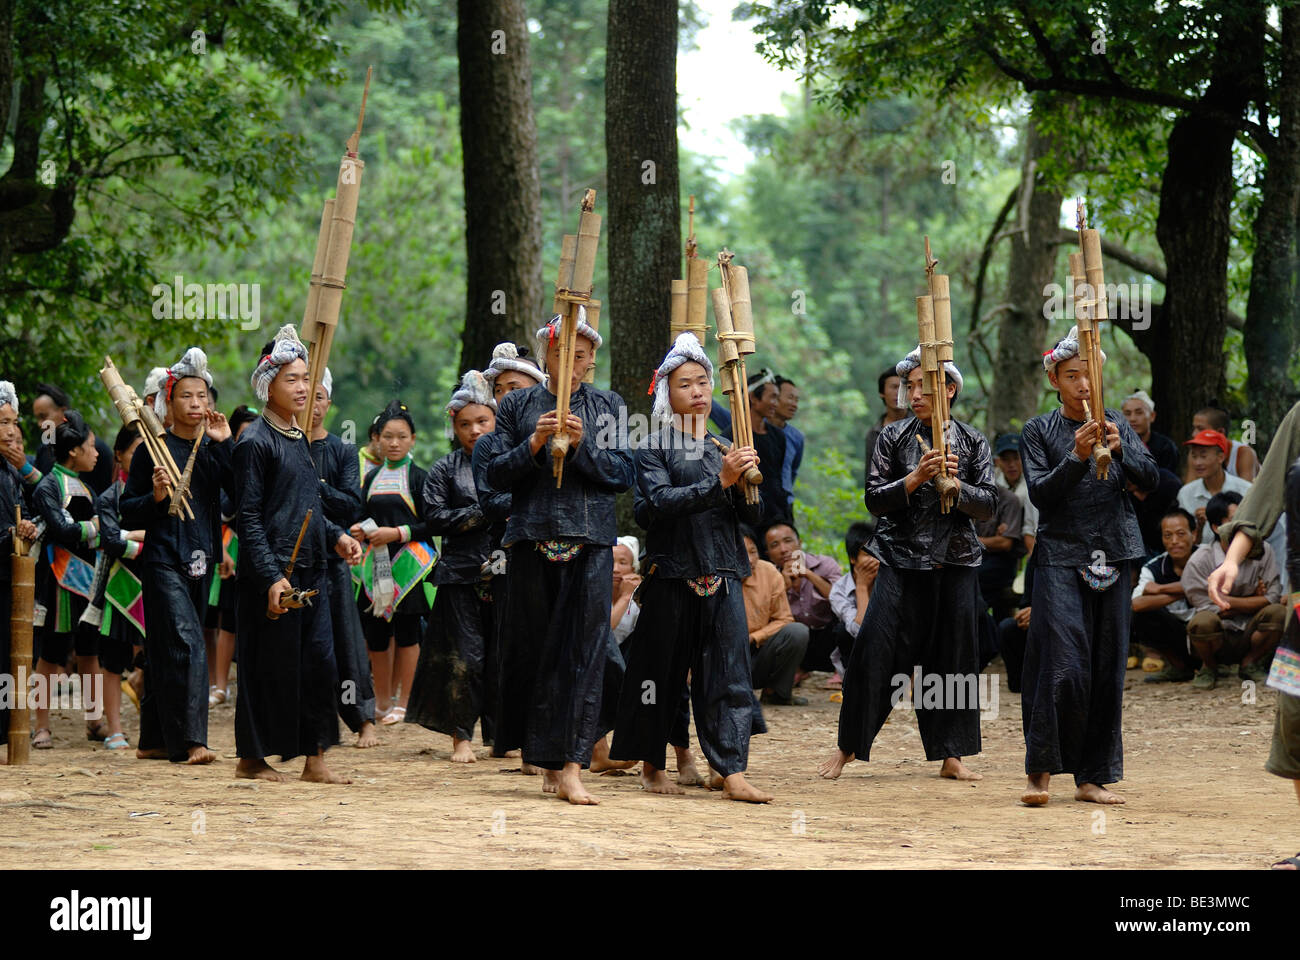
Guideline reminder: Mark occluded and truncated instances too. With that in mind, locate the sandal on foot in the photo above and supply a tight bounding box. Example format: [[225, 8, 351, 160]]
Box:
[[32, 728, 52, 749], [1141, 656, 1165, 673], [103, 732, 130, 750], [380, 706, 406, 725], [1126, 654, 1139, 670]]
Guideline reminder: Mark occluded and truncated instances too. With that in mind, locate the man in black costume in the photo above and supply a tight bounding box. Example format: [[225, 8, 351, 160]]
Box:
[[481, 310, 633, 804], [818, 346, 996, 782], [611, 334, 772, 802], [1019, 327, 1157, 806], [233, 324, 363, 783], [122, 347, 234, 765]]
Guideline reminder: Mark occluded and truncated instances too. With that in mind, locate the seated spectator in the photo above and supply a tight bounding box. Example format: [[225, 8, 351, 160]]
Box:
[[1135, 507, 1199, 683], [1178, 429, 1252, 543], [1128, 465, 1183, 560], [1121, 389, 1180, 473], [995, 551, 1036, 693], [1182, 492, 1286, 688], [763, 521, 843, 677], [975, 480, 1024, 624], [864, 366, 908, 485], [610, 536, 641, 646], [992, 434, 1037, 555], [1191, 406, 1258, 481], [827, 521, 878, 684], [739, 525, 809, 706], [769, 376, 804, 512]]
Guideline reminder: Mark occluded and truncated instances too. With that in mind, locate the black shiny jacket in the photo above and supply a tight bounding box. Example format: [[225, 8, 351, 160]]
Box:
[[1021, 407, 1158, 566], [865, 415, 998, 569], [633, 425, 760, 580], [425, 445, 510, 585], [310, 432, 362, 545], [482, 381, 633, 546], [233, 417, 330, 591], [121, 431, 233, 577]]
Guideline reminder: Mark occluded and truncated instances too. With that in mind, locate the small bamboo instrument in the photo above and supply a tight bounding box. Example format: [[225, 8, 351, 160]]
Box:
[[266, 509, 318, 620], [168, 428, 204, 518], [711, 249, 763, 505], [1073, 199, 1112, 479], [918, 237, 958, 513], [7, 506, 34, 764], [99, 356, 193, 520], [549, 188, 603, 487], [671, 196, 710, 345]]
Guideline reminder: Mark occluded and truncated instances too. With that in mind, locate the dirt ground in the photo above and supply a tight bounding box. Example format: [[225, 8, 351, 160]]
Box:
[[2, 665, 1295, 869]]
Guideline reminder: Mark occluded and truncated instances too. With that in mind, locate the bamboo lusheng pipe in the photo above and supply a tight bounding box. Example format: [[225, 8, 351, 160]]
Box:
[[98, 357, 193, 520], [922, 237, 958, 512], [712, 252, 762, 503], [674, 196, 710, 344], [7, 506, 33, 764], [1069, 203, 1112, 479], [550, 188, 602, 487], [301, 66, 372, 431], [916, 295, 957, 513]]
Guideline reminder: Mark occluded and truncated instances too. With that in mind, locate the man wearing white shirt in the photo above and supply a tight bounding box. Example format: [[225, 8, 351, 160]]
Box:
[[1134, 507, 1198, 683]]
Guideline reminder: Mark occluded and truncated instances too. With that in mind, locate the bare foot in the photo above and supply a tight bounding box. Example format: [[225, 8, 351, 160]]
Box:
[[186, 745, 216, 765], [555, 765, 599, 805], [542, 769, 558, 794], [135, 747, 168, 760], [522, 761, 542, 776], [1021, 772, 1050, 806], [451, 738, 476, 763], [675, 749, 705, 786], [236, 758, 285, 782], [722, 772, 772, 803], [589, 735, 636, 773], [707, 767, 725, 791], [1074, 782, 1124, 804], [817, 748, 854, 780], [939, 756, 982, 781], [301, 755, 352, 784], [355, 722, 379, 749], [640, 763, 685, 795]]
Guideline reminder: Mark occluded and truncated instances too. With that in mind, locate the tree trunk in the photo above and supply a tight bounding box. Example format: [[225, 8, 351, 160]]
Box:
[[988, 105, 1062, 439], [606, 0, 680, 534], [455, 0, 543, 374], [1147, 11, 1262, 459], [1243, 5, 1300, 452]]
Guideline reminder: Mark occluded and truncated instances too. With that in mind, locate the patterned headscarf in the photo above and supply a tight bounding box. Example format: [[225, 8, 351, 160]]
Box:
[[485, 342, 546, 388], [1043, 325, 1106, 375], [895, 347, 964, 409], [535, 306, 603, 358], [155, 347, 213, 417], [250, 324, 309, 403], [447, 370, 497, 416], [649, 333, 714, 425]]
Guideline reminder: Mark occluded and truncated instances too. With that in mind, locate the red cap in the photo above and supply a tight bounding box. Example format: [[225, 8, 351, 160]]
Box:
[[1183, 429, 1229, 456]]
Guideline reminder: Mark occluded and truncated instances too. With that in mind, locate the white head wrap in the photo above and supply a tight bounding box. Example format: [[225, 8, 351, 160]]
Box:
[[321, 367, 333, 399], [1124, 388, 1153, 413], [447, 370, 497, 416], [155, 347, 213, 417], [0, 381, 17, 413], [250, 324, 309, 403], [1043, 325, 1106, 375], [143, 366, 168, 400], [484, 342, 546, 388], [895, 347, 964, 409], [535, 306, 603, 359], [650, 333, 714, 424], [615, 535, 641, 574]]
